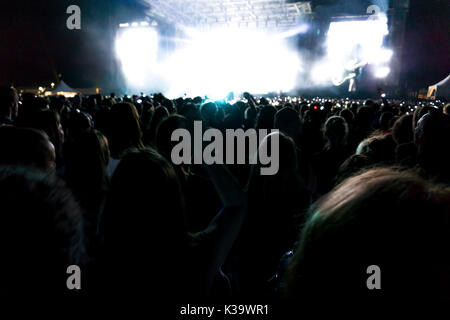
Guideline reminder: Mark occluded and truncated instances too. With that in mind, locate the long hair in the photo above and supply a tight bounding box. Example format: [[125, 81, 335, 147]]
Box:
[[283, 168, 450, 308], [106, 102, 143, 158]]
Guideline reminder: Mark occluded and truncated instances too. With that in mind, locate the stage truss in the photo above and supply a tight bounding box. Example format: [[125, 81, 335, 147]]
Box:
[[145, 0, 312, 31]]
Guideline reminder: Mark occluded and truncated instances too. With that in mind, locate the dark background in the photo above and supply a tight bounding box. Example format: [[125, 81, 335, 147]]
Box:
[[0, 0, 448, 91]]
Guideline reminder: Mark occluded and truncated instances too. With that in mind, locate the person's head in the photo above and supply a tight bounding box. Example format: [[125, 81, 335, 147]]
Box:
[[0, 126, 56, 171], [155, 114, 190, 165], [247, 131, 298, 198], [414, 111, 450, 182], [20, 109, 64, 159], [0, 166, 85, 296], [106, 102, 143, 158], [102, 148, 188, 293], [200, 102, 218, 126], [379, 111, 394, 132], [392, 114, 413, 145], [322, 116, 348, 150], [335, 154, 373, 184], [178, 102, 200, 123], [339, 108, 354, 126], [283, 168, 450, 307], [274, 107, 302, 143], [356, 134, 396, 163], [146, 106, 169, 146], [256, 105, 277, 131], [0, 86, 19, 120], [64, 129, 110, 197]]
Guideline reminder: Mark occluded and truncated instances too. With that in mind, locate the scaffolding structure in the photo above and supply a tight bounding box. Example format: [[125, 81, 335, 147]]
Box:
[[145, 0, 312, 30]]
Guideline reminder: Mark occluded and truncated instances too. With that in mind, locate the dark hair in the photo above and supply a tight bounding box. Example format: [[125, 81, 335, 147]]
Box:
[[0, 126, 55, 170], [145, 106, 169, 146], [19, 109, 64, 159], [106, 103, 143, 158], [64, 129, 110, 226], [0, 86, 19, 119], [283, 168, 450, 307], [0, 166, 85, 296], [323, 116, 348, 151], [392, 114, 413, 144], [101, 148, 188, 295]]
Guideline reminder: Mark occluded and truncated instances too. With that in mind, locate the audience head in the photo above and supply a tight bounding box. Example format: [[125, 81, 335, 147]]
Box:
[[284, 168, 450, 307], [392, 114, 414, 145], [0, 126, 56, 171], [0, 166, 85, 296], [106, 102, 143, 158], [0, 86, 19, 121]]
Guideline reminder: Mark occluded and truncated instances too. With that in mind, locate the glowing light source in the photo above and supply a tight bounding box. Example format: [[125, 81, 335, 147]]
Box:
[[162, 28, 301, 99], [312, 15, 392, 85], [115, 26, 159, 89], [375, 67, 391, 78]]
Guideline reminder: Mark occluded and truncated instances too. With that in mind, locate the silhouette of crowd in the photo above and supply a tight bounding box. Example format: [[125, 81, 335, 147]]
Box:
[[0, 85, 449, 312]]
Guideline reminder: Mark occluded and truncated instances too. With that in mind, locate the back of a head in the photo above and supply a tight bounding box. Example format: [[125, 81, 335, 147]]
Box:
[[392, 114, 413, 145], [356, 134, 396, 163], [323, 116, 348, 149], [283, 168, 450, 308], [274, 107, 301, 141], [0, 166, 84, 296], [248, 131, 299, 199], [414, 111, 450, 182], [155, 114, 190, 162], [0, 86, 19, 120], [0, 126, 55, 171], [200, 102, 218, 125], [107, 102, 143, 158], [379, 111, 394, 131], [103, 148, 187, 266], [256, 105, 277, 130], [20, 109, 63, 156], [65, 129, 110, 196]]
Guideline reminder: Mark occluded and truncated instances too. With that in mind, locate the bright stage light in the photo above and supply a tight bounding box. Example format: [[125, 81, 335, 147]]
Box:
[[374, 66, 391, 78], [115, 26, 159, 89], [161, 28, 302, 99], [312, 15, 392, 85]]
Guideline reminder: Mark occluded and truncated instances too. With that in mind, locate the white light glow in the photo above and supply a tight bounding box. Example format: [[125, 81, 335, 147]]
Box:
[[312, 15, 392, 86], [115, 27, 159, 89], [161, 28, 301, 99], [375, 66, 391, 78]]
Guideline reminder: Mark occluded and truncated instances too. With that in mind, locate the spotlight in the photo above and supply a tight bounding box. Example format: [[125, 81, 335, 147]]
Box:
[[115, 26, 159, 88], [375, 67, 391, 78]]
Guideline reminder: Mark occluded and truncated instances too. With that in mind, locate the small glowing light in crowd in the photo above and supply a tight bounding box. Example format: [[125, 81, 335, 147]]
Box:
[[137, 99, 142, 104], [375, 67, 391, 78], [381, 93, 386, 98], [320, 106, 324, 110], [119, 23, 130, 28], [38, 86, 44, 92], [51, 82, 55, 88]]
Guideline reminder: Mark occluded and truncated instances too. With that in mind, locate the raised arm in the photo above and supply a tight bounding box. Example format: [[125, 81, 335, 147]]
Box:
[[202, 164, 247, 295]]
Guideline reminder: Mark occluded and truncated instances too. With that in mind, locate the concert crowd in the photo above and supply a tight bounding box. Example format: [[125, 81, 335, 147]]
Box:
[[0, 86, 449, 312]]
